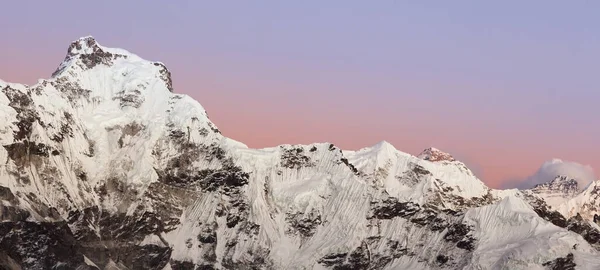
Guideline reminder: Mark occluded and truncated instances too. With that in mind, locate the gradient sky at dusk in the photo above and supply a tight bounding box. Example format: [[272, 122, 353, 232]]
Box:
[[1, 1, 599, 188]]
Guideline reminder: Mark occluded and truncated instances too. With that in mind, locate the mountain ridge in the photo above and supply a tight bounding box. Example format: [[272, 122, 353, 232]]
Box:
[[1, 36, 600, 270]]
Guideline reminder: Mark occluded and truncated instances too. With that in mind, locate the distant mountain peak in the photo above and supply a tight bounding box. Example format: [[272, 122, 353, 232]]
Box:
[[530, 175, 579, 207], [533, 175, 579, 191], [417, 147, 455, 162], [372, 140, 397, 152]]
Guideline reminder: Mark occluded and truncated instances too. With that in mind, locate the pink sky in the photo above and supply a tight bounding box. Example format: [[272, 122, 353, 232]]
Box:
[[1, 2, 599, 188]]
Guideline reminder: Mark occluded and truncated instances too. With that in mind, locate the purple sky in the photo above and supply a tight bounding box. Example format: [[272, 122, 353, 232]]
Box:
[[1, 1, 599, 188]]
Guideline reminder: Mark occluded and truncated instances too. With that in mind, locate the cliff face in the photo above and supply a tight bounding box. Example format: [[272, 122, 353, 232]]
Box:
[[1, 37, 600, 270]]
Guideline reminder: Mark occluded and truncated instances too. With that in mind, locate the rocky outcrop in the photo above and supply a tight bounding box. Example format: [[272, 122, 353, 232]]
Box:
[[542, 253, 576, 270], [417, 147, 455, 162]]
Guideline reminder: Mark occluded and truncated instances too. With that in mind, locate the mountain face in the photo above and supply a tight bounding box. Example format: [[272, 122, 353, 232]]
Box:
[[529, 176, 580, 210], [1, 37, 600, 270]]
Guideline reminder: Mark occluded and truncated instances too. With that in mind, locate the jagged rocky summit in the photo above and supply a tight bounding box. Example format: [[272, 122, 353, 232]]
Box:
[[1, 37, 600, 270]]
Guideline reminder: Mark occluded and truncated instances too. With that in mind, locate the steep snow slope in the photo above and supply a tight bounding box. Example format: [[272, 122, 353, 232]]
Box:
[[463, 196, 598, 269], [556, 180, 600, 220], [1, 37, 600, 270], [344, 142, 490, 209]]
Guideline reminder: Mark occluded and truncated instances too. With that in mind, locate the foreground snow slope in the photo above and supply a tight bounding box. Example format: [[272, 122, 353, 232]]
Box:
[[1, 37, 600, 270]]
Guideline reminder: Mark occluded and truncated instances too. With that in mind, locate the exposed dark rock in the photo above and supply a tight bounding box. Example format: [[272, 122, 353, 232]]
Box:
[[2, 85, 40, 141], [98, 211, 171, 241], [116, 122, 144, 147], [0, 186, 18, 205], [169, 129, 186, 139], [345, 243, 370, 270], [67, 206, 178, 244], [198, 166, 250, 192], [395, 163, 431, 188], [566, 214, 600, 249], [412, 164, 431, 176], [542, 253, 576, 270], [280, 147, 315, 169], [225, 200, 246, 229], [319, 252, 348, 267], [0, 205, 31, 222], [205, 144, 226, 161], [3, 141, 60, 171], [66, 206, 102, 241], [65, 37, 127, 70], [222, 246, 272, 270], [340, 157, 359, 175], [160, 155, 251, 231], [21, 193, 63, 220], [50, 112, 75, 142], [286, 209, 323, 238], [4, 141, 52, 158], [83, 134, 96, 157], [208, 122, 221, 134], [197, 264, 217, 270], [0, 221, 93, 270], [317, 242, 370, 270], [113, 89, 145, 108], [367, 240, 413, 269], [436, 255, 449, 265], [153, 62, 174, 92], [443, 223, 476, 251], [198, 222, 218, 244], [435, 188, 495, 210], [410, 209, 448, 231], [369, 197, 420, 220], [125, 244, 172, 270], [244, 221, 261, 236], [530, 198, 568, 228], [442, 208, 462, 217], [158, 141, 225, 162], [170, 260, 196, 270], [198, 127, 209, 136], [155, 143, 242, 190], [81, 244, 171, 270], [51, 77, 92, 105], [80, 49, 119, 69], [66, 205, 174, 269]]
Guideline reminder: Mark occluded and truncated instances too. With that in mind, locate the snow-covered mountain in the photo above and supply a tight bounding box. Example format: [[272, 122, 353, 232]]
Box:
[[1, 37, 600, 270], [529, 175, 580, 210]]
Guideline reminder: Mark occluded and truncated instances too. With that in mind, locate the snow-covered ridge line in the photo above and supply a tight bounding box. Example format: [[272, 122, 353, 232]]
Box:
[[2, 36, 600, 270]]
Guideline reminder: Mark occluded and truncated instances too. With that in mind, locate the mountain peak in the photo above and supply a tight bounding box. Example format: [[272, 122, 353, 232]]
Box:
[[372, 140, 397, 151], [417, 147, 455, 162], [67, 36, 101, 56], [65, 36, 138, 59], [52, 36, 174, 92], [533, 175, 579, 192]]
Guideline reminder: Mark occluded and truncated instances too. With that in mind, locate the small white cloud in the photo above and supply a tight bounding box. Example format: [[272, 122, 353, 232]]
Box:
[[505, 159, 596, 190]]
